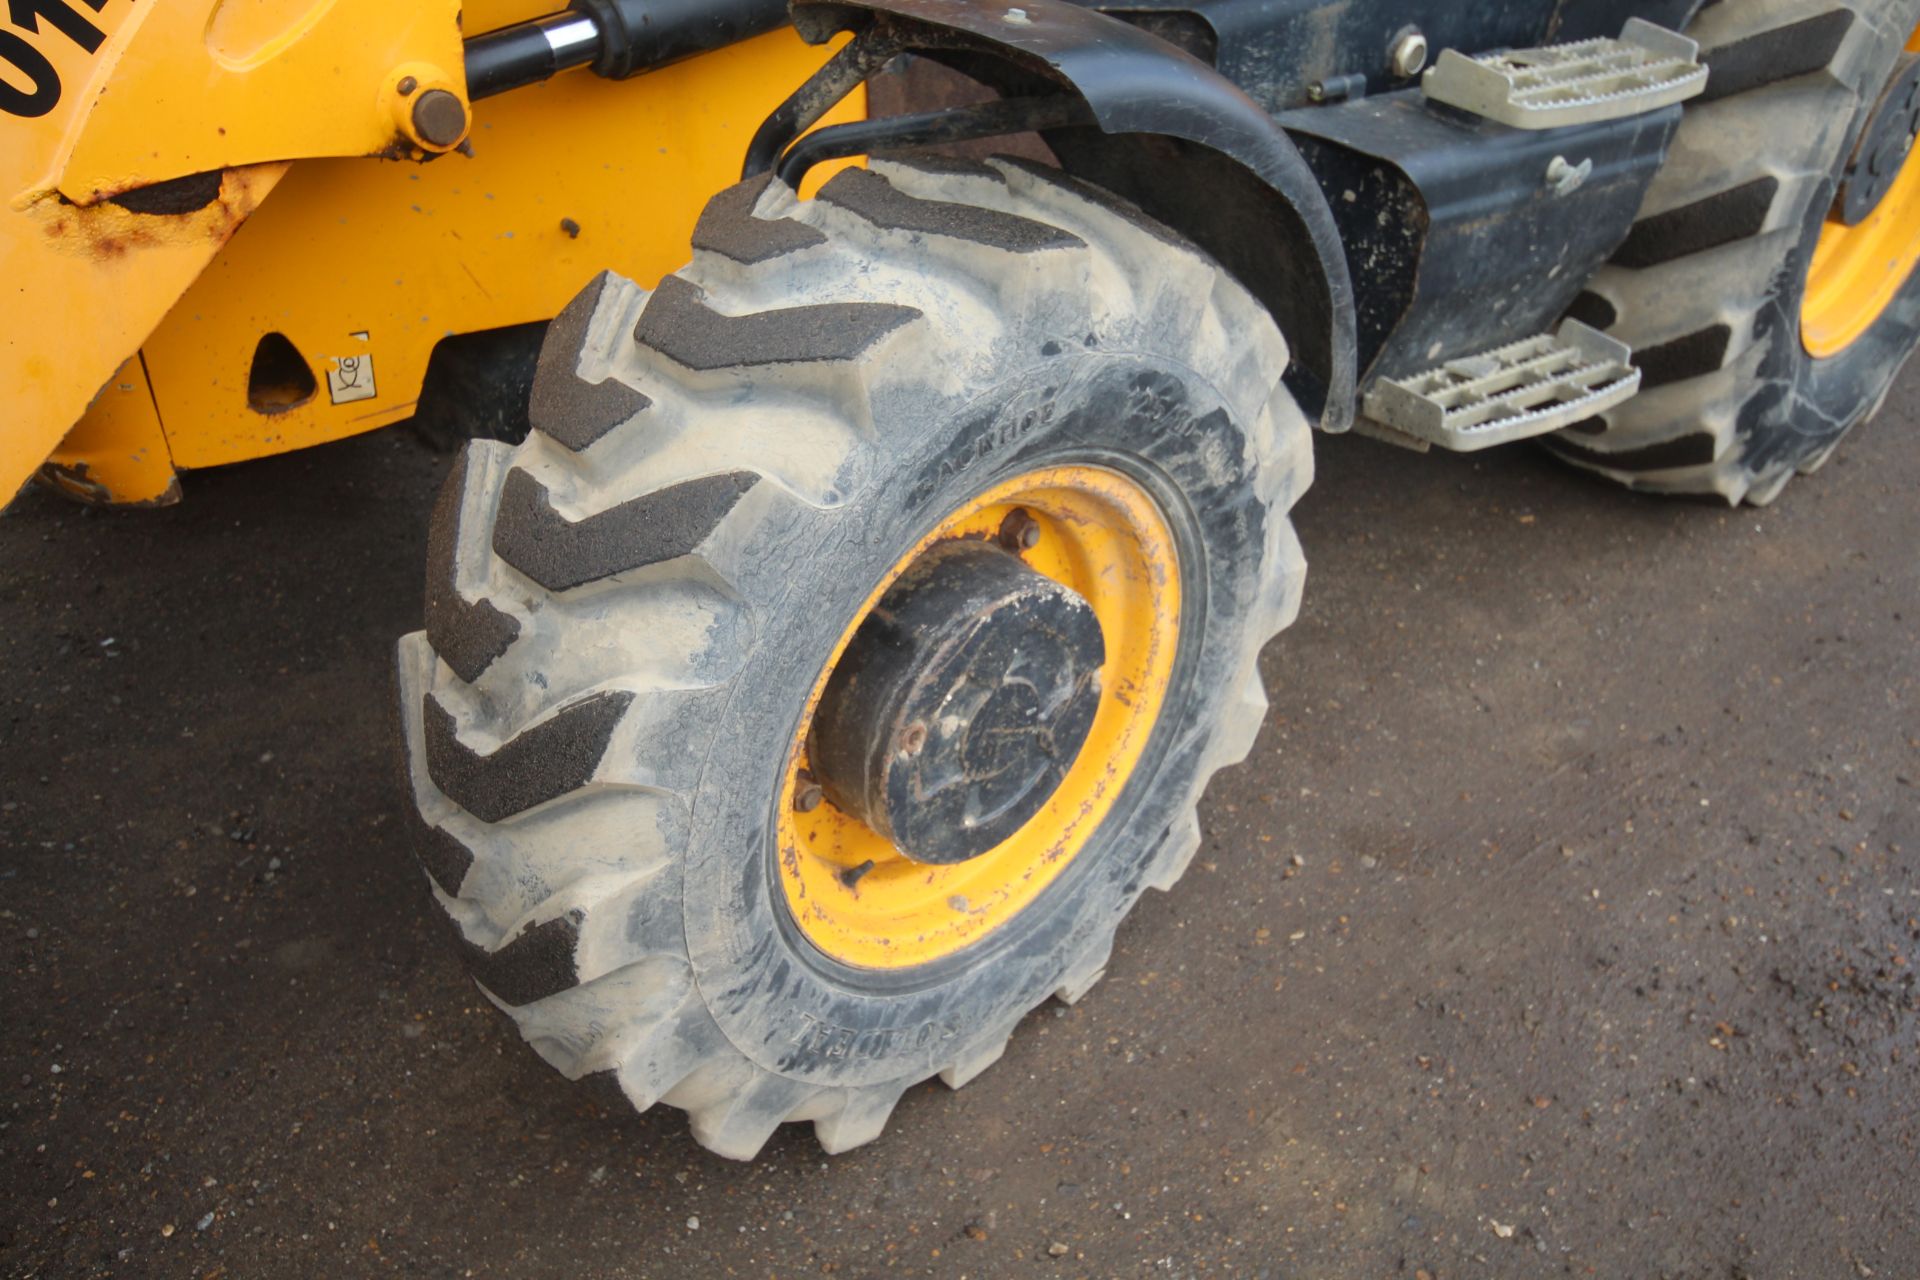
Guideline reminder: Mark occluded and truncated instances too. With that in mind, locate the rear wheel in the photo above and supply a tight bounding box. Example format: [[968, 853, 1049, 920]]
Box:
[[1551, 0, 1920, 503], [395, 155, 1311, 1158]]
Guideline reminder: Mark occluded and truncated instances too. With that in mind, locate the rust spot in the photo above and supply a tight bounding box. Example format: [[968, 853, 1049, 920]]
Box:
[[83, 231, 133, 261], [369, 131, 423, 162], [35, 461, 107, 503], [42, 170, 252, 264], [34, 463, 181, 509]]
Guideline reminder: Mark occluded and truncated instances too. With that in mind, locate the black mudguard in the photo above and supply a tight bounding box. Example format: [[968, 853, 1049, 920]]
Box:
[[792, 0, 1358, 430]]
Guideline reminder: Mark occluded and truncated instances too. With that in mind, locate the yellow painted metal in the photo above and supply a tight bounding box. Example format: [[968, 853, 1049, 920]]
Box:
[[3, 0, 459, 504], [57, 0, 467, 202], [776, 466, 1183, 970], [36, 355, 179, 506], [138, 27, 862, 472], [5, 163, 287, 504], [1801, 23, 1920, 359], [8, 0, 856, 505]]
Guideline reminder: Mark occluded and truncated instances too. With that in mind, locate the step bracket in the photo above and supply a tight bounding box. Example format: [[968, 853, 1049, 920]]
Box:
[[1422, 18, 1707, 129], [1361, 320, 1641, 452]]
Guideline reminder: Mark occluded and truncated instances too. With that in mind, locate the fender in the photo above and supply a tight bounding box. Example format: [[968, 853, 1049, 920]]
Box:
[[787, 0, 1357, 430]]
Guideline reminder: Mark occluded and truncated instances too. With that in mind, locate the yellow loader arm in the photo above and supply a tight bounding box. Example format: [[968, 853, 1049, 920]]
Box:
[[2, 0, 468, 504], [4, 0, 852, 506]]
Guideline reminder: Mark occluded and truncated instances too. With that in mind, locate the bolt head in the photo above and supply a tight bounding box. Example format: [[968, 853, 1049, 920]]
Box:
[[997, 507, 1042, 552], [793, 771, 824, 813], [411, 89, 467, 148], [1391, 30, 1429, 78]]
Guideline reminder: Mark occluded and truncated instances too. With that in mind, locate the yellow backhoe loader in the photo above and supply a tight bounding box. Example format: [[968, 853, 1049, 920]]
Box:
[[10, 0, 1918, 1163]]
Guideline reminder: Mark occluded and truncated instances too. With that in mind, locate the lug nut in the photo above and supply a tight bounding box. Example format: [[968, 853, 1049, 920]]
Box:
[[898, 722, 928, 755], [997, 507, 1042, 552], [793, 769, 823, 813]]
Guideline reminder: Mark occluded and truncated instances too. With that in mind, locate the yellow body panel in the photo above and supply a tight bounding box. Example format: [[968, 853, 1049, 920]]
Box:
[[3, 0, 854, 505], [3, 0, 465, 503], [36, 355, 178, 505], [56, 0, 466, 204], [4, 163, 287, 502], [776, 466, 1183, 969], [136, 28, 861, 473]]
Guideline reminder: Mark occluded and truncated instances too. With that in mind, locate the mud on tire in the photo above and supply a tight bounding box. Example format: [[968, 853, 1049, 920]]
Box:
[[395, 155, 1313, 1159], [1550, 0, 1920, 503]]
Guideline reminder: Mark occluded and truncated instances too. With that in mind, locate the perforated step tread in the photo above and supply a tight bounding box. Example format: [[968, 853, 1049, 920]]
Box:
[[1362, 320, 1641, 451], [1423, 18, 1706, 129]]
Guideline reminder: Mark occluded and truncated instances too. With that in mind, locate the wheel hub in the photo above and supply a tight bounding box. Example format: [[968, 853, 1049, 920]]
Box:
[[1837, 51, 1920, 226], [774, 464, 1182, 970], [808, 540, 1106, 865]]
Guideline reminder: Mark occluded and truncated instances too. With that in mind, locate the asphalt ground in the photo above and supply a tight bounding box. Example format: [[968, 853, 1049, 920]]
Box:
[[3, 366, 1916, 1279]]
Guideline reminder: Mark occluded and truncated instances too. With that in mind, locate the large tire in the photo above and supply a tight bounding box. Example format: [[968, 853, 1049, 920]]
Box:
[[1548, 0, 1920, 503], [395, 155, 1312, 1159]]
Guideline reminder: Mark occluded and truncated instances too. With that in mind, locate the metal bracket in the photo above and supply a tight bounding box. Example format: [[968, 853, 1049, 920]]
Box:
[[1361, 319, 1640, 451], [1422, 18, 1705, 130]]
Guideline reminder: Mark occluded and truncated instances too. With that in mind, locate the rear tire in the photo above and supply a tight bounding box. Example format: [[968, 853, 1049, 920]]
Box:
[[1549, 0, 1920, 503], [395, 156, 1311, 1159]]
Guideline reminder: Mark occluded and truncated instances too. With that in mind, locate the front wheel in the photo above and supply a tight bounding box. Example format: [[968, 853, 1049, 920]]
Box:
[[395, 155, 1313, 1158]]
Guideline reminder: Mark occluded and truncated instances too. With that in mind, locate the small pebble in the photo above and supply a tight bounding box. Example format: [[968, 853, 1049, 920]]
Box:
[[1048, 1242, 1069, 1257], [687, 1216, 699, 1230], [197, 1213, 214, 1232]]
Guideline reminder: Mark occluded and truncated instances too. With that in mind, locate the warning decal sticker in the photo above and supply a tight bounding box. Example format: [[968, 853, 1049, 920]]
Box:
[[327, 333, 376, 405]]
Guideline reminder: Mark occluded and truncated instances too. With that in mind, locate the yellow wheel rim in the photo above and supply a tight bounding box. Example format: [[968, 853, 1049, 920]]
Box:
[[1801, 26, 1920, 359], [775, 465, 1181, 970]]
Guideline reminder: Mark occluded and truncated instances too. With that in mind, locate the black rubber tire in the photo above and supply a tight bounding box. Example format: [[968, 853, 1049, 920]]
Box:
[[395, 155, 1312, 1159], [1549, 0, 1920, 504]]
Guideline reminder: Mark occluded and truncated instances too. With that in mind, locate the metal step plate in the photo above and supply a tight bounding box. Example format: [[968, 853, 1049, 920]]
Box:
[[1422, 18, 1706, 129], [1361, 320, 1640, 452]]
